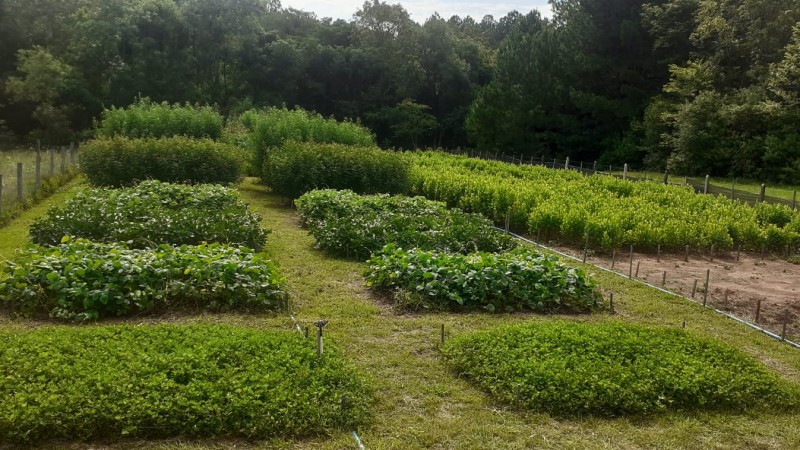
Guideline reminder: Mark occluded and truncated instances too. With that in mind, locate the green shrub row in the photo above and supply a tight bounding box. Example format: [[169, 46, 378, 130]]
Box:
[[408, 151, 800, 251], [95, 98, 223, 139], [0, 325, 371, 443], [0, 239, 286, 321], [366, 245, 601, 312], [443, 321, 800, 416], [295, 189, 517, 259], [79, 136, 246, 187], [242, 107, 375, 173], [30, 181, 268, 249], [263, 141, 409, 198]]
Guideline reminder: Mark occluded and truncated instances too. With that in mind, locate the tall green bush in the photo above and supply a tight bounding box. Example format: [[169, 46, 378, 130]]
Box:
[[79, 136, 246, 186], [96, 98, 223, 139], [242, 107, 375, 173], [263, 141, 409, 198]]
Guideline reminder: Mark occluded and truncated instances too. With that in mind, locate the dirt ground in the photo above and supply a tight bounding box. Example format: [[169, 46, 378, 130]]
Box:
[[546, 242, 800, 341]]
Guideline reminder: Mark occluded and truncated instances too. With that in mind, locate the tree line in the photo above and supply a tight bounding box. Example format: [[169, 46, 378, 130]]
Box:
[[1, 0, 799, 181]]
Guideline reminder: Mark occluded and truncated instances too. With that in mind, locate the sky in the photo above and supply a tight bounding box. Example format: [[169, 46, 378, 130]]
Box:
[[281, 1, 552, 23]]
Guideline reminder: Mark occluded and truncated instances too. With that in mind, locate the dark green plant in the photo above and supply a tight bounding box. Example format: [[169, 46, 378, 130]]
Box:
[[443, 321, 800, 416], [30, 181, 268, 249], [96, 98, 224, 139], [79, 136, 246, 186], [242, 107, 375, 173], [263, 141, 410, 198], [0, 325, 371, 443], [295, 189, 517, 259], [0, 238, 286, 321], [366, 245, 600, 312]]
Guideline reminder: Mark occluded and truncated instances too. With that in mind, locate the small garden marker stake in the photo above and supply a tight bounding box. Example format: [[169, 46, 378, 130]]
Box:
[[703, 269, 710, 307], [628, 246, 634, 279], [755, 298, 762, 323], [635, 261, 641, 278], [314, 320, 329, 357], [691, 280, 698, 298], [609, 292, 615, 313], [611, 250, 617, 269], [440, 324, 445, 344], [662, 271, 667, 287]]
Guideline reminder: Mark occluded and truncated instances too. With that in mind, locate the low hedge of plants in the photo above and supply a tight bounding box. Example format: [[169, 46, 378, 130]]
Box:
[[295, 189, 517, 259], [30, 181, 267, 249], [0, 238, 286, 321], [241, 107, 375, 173], [0, 325, 371, 443], [263, 141, 409, 198], [79, 136, 245, 187], [95, 98, 224, 139], [365, 245, 600, 312], [443, 321, 800, 416]]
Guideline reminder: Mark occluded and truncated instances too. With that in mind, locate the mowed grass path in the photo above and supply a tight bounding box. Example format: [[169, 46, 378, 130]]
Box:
[[4, 179, 800, 449]]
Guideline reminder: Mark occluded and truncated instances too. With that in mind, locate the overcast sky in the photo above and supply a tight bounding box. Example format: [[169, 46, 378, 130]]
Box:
[[281, 1, 552, 22]]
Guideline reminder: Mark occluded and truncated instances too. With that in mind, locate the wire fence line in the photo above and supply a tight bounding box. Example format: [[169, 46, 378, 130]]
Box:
[[454, 149, 798, 210], [0, 142, 80, 216]]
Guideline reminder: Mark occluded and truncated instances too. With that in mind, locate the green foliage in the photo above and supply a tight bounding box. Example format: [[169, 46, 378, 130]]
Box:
[[0, 325, 370, 443], [243, 107, 375, 173], [408, 151, 800, 251], [0, 238, 286, 321], [29, 181, 268, 249], [443, 321, 800, 416], [365, 245, 600, 312], [295, 189, 517, 259], [78, 136, 246, 187], [262, 141, 409, 198], [95, 98, 223, 139]]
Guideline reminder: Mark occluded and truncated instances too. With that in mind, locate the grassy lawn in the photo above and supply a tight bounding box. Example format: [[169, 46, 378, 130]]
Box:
[[3, 178, 800, 448]]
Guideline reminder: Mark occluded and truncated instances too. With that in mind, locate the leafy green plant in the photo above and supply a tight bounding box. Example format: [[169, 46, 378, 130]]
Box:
[[0, 238, 286, 321], [263, 141, 409, 198], [242, 107, 375, 173], [30, 181, 268, 249], [96, 97, 224, 139], [0, 325, 371, 443], [79, 136, 246, 186], [408, 151, 800, 251], [366, 245, 600, 312], [443, 321, 800, 416], [295, 189, 517, 259]]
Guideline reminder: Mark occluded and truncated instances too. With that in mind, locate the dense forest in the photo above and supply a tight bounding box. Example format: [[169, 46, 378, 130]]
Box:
[[1, 0, 799, 180]]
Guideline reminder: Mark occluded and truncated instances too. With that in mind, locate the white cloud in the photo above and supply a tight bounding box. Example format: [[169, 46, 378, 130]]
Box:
[[281, 1, 552, 23]]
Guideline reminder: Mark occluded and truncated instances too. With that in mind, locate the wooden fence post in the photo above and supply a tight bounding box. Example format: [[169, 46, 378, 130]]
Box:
[[623, 164, 628, 180], [35, 140, 42, 189], [60, 146, 67, 173], [663, 169, 669, 185], [564, 157, 570, 170], [49, 148, 56, 177], [16, 163, 23, 202], [759, 184, 766, 203], [792, 191, 797, 210], [703, 269, 710, 307], [703, 175, 710, 194], [0, 174, 4, 213]]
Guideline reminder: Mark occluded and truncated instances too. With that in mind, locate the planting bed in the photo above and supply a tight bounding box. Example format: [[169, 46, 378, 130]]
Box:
[[0, 325, 370, 444], [443, 321, 800, 416]]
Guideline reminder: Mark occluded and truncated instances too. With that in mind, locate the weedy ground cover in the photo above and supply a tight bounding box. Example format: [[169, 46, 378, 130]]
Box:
[[30, 180, 267, 249], [0, 325, 371, 444], [0, 239, 286, 321], [95, 98, 223, 139], [443, 321, 800, 416], [79, 136, 246, 187], [365, 245, 600, 312], [295, 189, 517, 259], [263, 141, 409, 198]]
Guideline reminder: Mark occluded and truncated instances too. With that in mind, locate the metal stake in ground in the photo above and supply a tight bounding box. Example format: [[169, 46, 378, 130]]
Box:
[[662, 271, 667, 287], [635, 261, 641, 278], [314, 320, 329, 357], [609, 292, 615, 314], [691, 279, 698, 298], [703, 269, 711, 307], [628, 245, 634, 279], [440, 324, 445, 344], [611, 250, 617, 269]]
